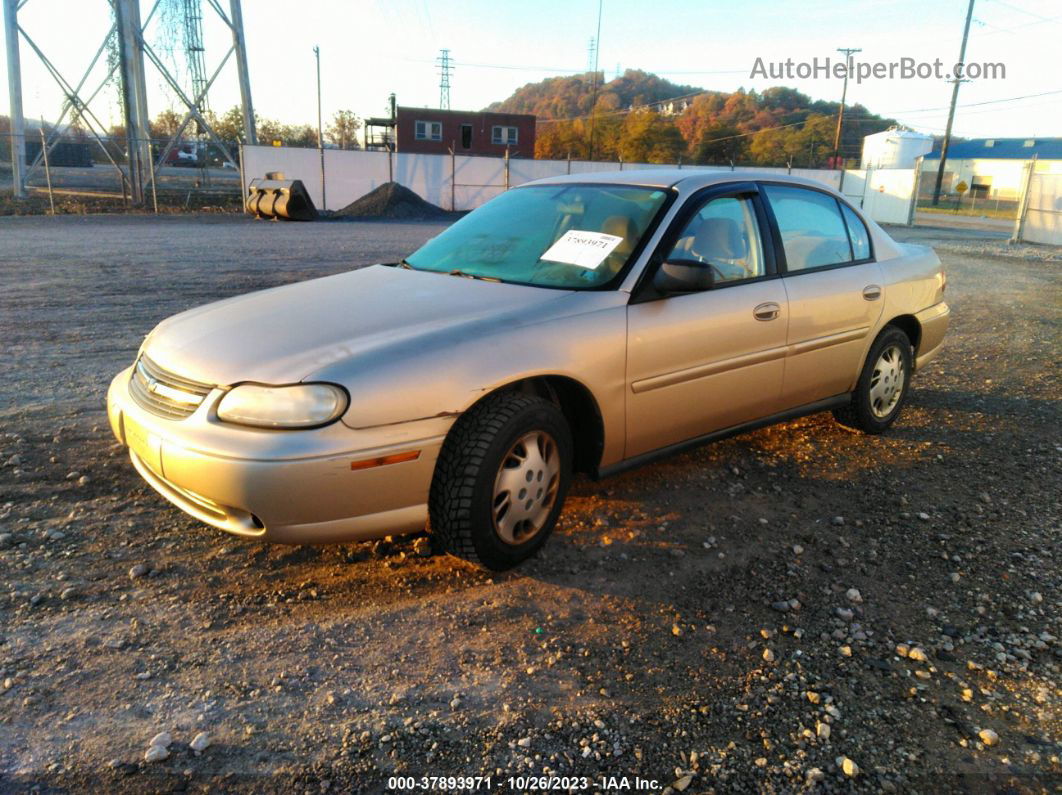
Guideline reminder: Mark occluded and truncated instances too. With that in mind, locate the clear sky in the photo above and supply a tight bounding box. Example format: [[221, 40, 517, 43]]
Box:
[[3, 0, 1058, 141]]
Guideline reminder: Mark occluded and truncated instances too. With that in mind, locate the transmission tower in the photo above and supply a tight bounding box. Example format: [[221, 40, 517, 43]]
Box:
[[3, 0, 257, 204], [437, 48, 452, 110], [586, 37, 596, 75], [181, 0, 208, 113]]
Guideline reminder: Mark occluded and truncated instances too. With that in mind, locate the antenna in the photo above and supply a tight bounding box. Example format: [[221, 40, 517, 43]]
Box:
[[437, 48, 452, 110]]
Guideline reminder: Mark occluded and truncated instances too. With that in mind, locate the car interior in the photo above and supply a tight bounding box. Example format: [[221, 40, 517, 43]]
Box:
[[669, 197, 764, 282]]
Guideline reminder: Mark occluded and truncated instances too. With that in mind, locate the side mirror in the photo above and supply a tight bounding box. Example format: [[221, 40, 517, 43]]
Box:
[[653, 258, 715, 294]]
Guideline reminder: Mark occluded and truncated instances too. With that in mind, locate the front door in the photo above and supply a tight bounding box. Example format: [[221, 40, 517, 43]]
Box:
[[625, 187, 789, 458]]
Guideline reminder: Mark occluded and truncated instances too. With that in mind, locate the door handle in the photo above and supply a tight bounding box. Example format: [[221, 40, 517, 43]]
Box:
[[862, 284, 882, 301], [753, 302, 780, 321]]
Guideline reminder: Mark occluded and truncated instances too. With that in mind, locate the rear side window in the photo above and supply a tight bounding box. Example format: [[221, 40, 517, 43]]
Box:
[[763, 185, 853, 271], [840, 202, 872, 261]]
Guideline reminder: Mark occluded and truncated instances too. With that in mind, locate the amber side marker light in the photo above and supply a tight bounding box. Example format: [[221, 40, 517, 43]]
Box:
[[350, 450, 421, 471]]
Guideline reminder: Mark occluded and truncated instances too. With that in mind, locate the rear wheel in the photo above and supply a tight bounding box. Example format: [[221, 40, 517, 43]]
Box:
[[833, 326, 913, 434], [429, 391, 572, 570]]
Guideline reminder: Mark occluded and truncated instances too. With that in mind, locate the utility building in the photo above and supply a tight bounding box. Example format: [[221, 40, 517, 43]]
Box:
[[391, 107, 536, 157]]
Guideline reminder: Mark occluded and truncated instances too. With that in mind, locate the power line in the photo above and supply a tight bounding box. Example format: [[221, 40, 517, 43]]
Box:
[[872, 87, 1062, 117], [987, 0, 1058, 23]]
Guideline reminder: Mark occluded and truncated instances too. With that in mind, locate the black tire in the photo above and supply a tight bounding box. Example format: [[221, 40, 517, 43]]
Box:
[[833, 326, 914, 434], [429, 391, 573, 570]]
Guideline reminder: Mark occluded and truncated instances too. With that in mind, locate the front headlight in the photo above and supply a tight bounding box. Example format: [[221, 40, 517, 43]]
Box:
[[216, 383, 349, 429]]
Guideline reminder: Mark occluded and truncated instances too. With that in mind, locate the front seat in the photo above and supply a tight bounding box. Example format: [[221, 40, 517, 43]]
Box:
[[599, 215, 637, 276], [688, 217, 749, 280]]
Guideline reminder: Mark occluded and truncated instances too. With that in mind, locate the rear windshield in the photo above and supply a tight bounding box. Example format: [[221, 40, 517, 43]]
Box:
[[405, 184, 669, 288]]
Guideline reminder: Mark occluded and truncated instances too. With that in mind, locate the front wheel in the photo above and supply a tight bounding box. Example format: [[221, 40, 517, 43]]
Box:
[[833, 326, 913, 434], [429, 391, 573, 570]]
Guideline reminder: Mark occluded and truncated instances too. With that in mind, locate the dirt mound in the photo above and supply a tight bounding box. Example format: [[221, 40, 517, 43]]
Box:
[[334, 182, 447, 219]]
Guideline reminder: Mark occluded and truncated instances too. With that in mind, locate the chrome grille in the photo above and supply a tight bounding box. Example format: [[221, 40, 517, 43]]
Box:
[[128, 355, 213, 420]]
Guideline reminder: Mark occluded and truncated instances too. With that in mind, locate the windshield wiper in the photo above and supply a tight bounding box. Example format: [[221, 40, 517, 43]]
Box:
[[447, 269, 500, 282]]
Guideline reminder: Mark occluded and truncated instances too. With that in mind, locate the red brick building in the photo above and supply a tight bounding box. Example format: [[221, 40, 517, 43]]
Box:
[[393, 107, 536, 157]]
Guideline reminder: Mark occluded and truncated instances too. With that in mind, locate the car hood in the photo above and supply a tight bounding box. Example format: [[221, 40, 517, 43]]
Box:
[[143, 265, 575, 385]]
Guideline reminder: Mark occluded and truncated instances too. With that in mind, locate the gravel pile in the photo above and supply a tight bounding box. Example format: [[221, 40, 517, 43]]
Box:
[[334, 182, 448, 220]]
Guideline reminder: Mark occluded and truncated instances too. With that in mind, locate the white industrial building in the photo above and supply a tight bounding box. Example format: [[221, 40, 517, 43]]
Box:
[[921, 137, 1062, 199]]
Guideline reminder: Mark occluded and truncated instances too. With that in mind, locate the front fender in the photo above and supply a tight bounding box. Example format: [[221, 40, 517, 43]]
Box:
[[314, 292, 630, 467]]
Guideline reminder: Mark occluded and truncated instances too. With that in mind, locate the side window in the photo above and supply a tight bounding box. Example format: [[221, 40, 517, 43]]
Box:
[[665, 195, 765, 284], [763, 185, 853, 271], [840, 202, 872, 261]]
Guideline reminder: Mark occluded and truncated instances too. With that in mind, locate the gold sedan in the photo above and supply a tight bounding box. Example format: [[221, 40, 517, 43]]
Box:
[[107, 171, 949, 569]]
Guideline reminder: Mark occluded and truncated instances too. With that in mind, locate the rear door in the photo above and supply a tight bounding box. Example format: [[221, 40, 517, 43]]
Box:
[[625, 183, 789, 458], [760, 183, 884, 408]]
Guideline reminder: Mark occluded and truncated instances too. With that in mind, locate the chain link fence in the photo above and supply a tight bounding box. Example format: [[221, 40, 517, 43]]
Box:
[[4, 131, 244, 211]]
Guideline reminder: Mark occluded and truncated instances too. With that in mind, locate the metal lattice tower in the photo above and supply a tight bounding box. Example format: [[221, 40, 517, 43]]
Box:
[[3, 0, 257, 204], [181, 0, 208, 112], [586, 37, 596, 75], [436, 48, 452, 110]]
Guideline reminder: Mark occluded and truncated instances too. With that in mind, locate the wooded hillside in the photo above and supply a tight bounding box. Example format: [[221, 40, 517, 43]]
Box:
[[489, 69, 898, 166]]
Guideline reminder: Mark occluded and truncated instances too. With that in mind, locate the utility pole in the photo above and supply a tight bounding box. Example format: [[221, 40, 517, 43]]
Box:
[[314, 45, 325, 211], [437, 48, 452, 110], [932, 0, 975, 205], [831, 46, 861, 172], [587, 0, 603, 161]]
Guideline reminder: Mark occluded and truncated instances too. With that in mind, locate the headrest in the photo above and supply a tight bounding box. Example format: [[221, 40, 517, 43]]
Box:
[[692, 217, 745, 260]]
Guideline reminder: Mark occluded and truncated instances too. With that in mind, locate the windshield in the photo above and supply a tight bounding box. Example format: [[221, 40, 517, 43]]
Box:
[[404, 184, 669, 288]]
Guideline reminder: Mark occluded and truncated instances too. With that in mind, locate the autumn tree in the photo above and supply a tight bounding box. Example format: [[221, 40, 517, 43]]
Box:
[[748, 125, 800, 166], [205, 106, 250, 143], [326, 110, 361, 150], [617, 110, 684, 163], [150, 109, 182, 140], [692, 123, 747, 165], [257, 118, 316, 148]]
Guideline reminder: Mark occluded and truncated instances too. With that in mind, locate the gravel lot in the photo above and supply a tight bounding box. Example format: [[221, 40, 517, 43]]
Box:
[[0, 214, 1059, 793]]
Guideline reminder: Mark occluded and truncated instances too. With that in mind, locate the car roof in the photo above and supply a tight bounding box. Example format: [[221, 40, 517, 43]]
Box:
[[527, 168, 842, 195]]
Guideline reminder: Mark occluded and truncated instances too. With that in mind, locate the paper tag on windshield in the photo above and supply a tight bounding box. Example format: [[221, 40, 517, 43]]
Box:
[[539, 230, 624, 270]]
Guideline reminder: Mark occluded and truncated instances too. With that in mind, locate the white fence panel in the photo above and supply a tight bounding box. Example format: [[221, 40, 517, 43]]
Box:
[[862, 169, 919, 225], [394, 152, 450, 209], [242, 145, 916, 224], [568, 160, 629, 174], [243, 145, 323, 205], [839, 170, 867, 205], [1020, 173, 1062, 245], [452, 155, 507, 210], [509, 159, 569, 185], [322, 149, 390, 210], [800, 169, 842, 192]]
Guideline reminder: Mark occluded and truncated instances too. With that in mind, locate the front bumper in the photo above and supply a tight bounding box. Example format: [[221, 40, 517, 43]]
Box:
[[106, 367, 452, 544]]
